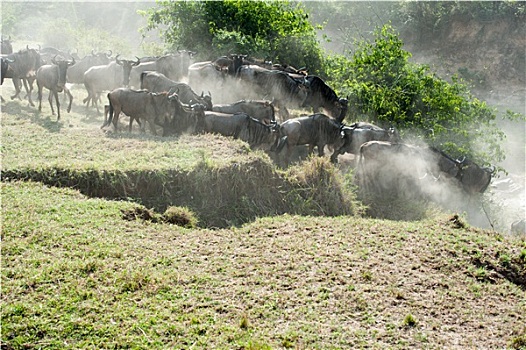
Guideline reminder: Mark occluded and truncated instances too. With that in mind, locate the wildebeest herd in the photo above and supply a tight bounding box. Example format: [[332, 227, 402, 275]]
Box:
[[0, 43, 494, 197]]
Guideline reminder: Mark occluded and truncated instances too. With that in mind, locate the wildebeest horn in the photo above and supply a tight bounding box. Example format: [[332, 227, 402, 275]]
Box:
[[51, 54, 58, 65], [91, 49, 96, 56], [107, 49, 112, 57], [115, 54, 122, 65], [69, 56, 76, 66], [456, 156, 466, 164], [200, 91, 204, 98]]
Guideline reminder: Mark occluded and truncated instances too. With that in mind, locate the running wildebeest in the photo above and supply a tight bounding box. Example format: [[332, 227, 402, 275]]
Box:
[[274, 113, 347, 164], [83, 55, 140, 113], [4, 46, 41, 106], [140, 70, 213, 110], [197, 111, 279, 149], [36, 55, 76, 120], [211, 99, 275, 125], [102, 87, 177, 135]]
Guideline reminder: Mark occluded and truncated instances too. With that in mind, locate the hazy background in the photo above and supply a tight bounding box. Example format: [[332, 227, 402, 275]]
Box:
[[1, 1, 524, 231]]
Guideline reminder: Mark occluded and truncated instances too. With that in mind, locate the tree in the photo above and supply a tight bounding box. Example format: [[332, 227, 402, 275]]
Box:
[[326, 24, 511, 168], [140, 0, 324, 73]]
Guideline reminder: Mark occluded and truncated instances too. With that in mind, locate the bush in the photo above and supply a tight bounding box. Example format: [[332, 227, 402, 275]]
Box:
[[163, 206, 198, 228], [325, 24, 509, 168]]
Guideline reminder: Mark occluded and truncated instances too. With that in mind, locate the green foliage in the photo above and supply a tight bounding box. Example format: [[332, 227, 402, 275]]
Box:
[[403, 314, 417, 328], [325, 24, 508, 166], [141, 0, 323, 73]]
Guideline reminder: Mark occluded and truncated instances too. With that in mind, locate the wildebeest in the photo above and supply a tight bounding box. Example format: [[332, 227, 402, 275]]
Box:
[[340, 122, 400, 156], [357, 141, 493, 196], [302, 75, 346, 120], [38, 46, 75, 65], [198, 111, 279, 149], [211, 99, 275, 124], [66, 50, 112, 84], [4, 46, 42, 106], [456, 158, 493, 194], [160, 92, 206, 136], [274, 113, 347, 164], [83, 55, 140, 113], [357, 141, 458, 196], [36, 56, 76, 120], [237, 67, 308, 120], [1, 36, 13, 55], [102, 88, 176, 135], [129, 51, 196, 88], [1, 56, 14, 85], [139, 71, 213, 110]]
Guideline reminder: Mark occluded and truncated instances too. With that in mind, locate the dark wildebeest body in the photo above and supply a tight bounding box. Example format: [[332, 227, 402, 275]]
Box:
[[275, 113, 346, 164], [83, 56, 140, 113], [4, 47, 41, 106], [198, 111, 278, 149], [1, 56, 13, 85], [211, 99, 275, 124], [161, 93, 205, 136], [140, 71, 212, 110], [103, 88, 175, 135], [36, 56, 75, 120], [302, 75, 346, 121], [237, 66, 308, 120], [456, 159, 493, 194]]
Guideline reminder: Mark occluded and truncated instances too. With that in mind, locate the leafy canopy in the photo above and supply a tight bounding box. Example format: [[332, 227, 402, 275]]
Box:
[[140, 0, 323, 73], [326, 24, 508, 167]]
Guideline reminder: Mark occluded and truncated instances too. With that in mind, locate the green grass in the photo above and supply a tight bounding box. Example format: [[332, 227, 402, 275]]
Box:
[[2, 181, 525, 349]]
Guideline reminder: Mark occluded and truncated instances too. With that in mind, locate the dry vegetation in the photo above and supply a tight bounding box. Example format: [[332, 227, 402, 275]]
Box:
[[1, 85, 525, 349]]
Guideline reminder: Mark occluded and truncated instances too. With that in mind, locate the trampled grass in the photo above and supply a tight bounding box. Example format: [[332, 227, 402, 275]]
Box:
[[2, 181, 525, 349]]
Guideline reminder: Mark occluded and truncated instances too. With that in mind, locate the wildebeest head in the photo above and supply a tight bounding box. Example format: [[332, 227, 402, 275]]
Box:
[[1, 36, 13, 55], [199, 91, 213, 110], [457, 159, 494, 194], [115, 55, 140, 86], [51, 55, 76, 90], [1, 56, 14, 85]]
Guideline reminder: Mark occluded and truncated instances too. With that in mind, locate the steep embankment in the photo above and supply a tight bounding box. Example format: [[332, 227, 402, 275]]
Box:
[[405, 16, 526, 231]]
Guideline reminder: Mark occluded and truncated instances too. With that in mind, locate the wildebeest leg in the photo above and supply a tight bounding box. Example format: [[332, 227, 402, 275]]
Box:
[[48, 90, 56, 116], [65, 87, 73, 113], [37, 84, 43, 112], [148, 120, 158, 135], [23, 77, 35, 106], [11, 78, 22, 100], [330, 149, 339, 163], [54, 90, 61, 120]]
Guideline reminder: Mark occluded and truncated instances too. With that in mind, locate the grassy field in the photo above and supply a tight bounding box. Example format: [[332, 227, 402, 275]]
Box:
[[2, 88, 525, 349]]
